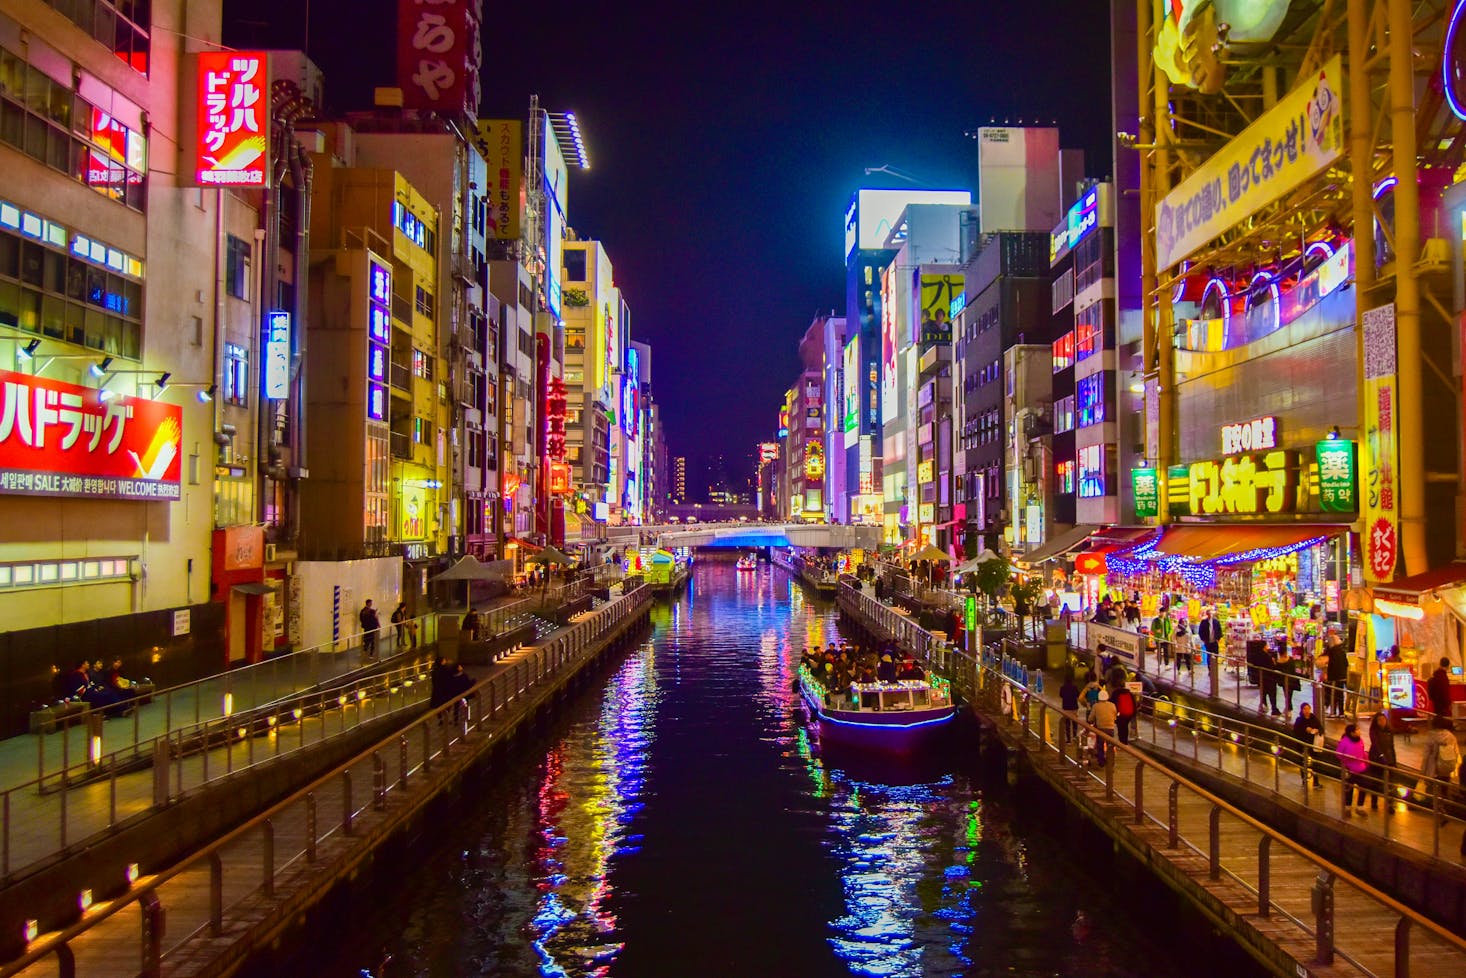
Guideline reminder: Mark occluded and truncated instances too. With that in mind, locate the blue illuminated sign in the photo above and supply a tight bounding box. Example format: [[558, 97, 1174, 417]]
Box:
[[264, 310, 290, 399], [392, 201, 428, 251], [1067, 187, 1100, 247]]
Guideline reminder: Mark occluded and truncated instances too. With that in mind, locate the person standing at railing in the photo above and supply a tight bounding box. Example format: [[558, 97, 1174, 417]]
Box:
[[461, 606, 481, 643], [1291, 704, 1324, 787], [1420, 716, 1461, 820], [1335, 722, 1370, 814], [1197, 610, 1222, 669], [1087, 689, 1118, 767], [391, 602, 410, 651], [1152, 611, 1173, 667], [1365, 710, 1396, 813], [359, 600, 381, 660], [1319, 627, 1348, 718], [1059, 670, 1081, 745]]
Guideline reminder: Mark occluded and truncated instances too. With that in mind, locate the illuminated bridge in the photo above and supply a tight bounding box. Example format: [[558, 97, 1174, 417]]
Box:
[[599, 522, 883, 551]]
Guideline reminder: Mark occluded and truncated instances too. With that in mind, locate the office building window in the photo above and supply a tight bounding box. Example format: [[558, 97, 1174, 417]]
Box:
[[225, 235, 251, 300], [1052, 332, 1074, 372], [1055, 459, 1075, 495], [1078, 444, 1106, 498], [43, 2, 151, 75], [415, 285, 435, 319], [223, 343, 248, 406], [1076, 374, 1106, 427], [0, 205, 144, 356], [1053, 395, 1075, 433], [411, 347, 433, 380], [0, 46, 147, 208]]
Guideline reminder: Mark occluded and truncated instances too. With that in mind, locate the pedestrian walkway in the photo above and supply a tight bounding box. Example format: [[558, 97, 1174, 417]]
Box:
[[861, 588, 1466, 867], [0, 590, 556, 886], [0, 584, 653, 978]]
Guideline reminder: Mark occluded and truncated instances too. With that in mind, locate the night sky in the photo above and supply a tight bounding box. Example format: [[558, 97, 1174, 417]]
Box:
[[224, 0, 1113, 463]]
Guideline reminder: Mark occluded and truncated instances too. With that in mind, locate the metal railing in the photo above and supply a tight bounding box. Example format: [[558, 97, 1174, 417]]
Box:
[[1, 654, 441, 887], [848, 582, 1466, 865], [840, 581, 1466, 973], [30, 612, 443, 791], [1130, 694, 1466, 862], [982, 665, 1466, 978], [0, 583, 653, 978]]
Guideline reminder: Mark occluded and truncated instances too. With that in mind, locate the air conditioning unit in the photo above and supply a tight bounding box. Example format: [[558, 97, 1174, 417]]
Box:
[[264, 543, 278, 563]]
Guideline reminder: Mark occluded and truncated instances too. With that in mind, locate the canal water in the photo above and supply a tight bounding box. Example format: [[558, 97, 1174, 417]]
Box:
[[268, 561, 1261, 978]]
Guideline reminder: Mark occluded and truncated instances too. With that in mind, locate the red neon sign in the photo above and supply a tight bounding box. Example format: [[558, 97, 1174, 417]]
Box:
[[195, 52, 269, 187], [0, 369, 182, 500], [546, 376, 568, 462], [397, 0, 482, 116]]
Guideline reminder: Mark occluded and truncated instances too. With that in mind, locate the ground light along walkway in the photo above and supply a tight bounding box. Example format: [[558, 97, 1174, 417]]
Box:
[[845, 582, 1466, 870], [0, 583, 652, 978], [836, 583, 1466, 977]]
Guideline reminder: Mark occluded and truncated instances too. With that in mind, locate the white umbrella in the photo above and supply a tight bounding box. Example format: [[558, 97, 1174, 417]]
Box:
[[953, 549, 1003, 576]]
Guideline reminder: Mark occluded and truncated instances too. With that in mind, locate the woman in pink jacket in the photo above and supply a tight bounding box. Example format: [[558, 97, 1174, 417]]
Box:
[[1335, 722, 1370, 814]]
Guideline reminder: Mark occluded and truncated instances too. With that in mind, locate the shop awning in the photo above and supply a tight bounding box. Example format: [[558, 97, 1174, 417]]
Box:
[[1141, 524, 1346, 563], [1373, 563, 1466, 603], [232, 582, 276, 596], [1016, 524, 1100, 565], [1071, 528, 1157, 575]]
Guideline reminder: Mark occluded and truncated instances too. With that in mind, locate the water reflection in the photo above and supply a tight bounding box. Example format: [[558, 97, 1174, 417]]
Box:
[[268, 560, 1228, 978]]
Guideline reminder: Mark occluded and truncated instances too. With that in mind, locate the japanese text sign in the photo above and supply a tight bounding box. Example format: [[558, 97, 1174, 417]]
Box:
[[1362, 303, 1398, 581], [473, 120, 522, 241], [1221, 416, 1277, 455], [195, 52, 269, 187], [1169, 450, 1302, 517], [397, 0, 481, 116], [264, 310, 290, 400], [1131, 467, 1159, 519], [1314, 439, 1358, 513], [1156, 55, 1344, 269], [0, 369, 182, 500]]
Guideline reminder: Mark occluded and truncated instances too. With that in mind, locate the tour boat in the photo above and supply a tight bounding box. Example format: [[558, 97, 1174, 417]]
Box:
[[736, 555, 757, 571], [797, 667, 956, 755]]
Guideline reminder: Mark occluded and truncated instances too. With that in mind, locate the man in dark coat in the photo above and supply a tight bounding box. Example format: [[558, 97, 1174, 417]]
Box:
[[1428, 657, 1454, 717]]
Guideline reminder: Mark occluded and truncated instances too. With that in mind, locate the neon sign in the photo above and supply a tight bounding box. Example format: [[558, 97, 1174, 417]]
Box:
[[195, 52, 269, 187]]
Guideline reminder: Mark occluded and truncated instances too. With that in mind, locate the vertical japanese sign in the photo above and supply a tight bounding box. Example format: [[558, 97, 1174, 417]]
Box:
[[1315, 439, 1358, 513], [367, 258, 391, 422], [473, 120, 522, 241], [195, 52, 268, 187], [1131, 468, 1159, 519], [0, 369, 182, 500], [1361, 303, 1398, 582], [397, 0, 482, 117], [264, 310, 290, 400]]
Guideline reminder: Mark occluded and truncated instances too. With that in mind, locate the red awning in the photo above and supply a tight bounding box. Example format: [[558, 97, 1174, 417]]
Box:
[[1373, 563, 1466, 603], [1144, 524, 1345, 562]]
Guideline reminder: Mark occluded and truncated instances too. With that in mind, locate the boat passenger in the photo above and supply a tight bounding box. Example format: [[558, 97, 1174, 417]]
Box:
[[877, 655, 897, 682]]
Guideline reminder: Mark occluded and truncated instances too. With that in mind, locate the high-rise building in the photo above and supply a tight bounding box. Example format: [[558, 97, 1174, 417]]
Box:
[[298, 162, 449, 629], [671, 456, 686, 504], [844, 188, 972, 535]]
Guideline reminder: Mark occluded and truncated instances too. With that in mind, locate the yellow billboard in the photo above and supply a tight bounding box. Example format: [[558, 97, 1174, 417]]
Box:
[[473, 119, 523, 242], [1155, 54, 1344, 269], [1361, 303, 1399, 582]]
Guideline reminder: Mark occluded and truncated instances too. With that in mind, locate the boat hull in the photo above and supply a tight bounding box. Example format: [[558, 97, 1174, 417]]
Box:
[[798, 679, 955, 755]]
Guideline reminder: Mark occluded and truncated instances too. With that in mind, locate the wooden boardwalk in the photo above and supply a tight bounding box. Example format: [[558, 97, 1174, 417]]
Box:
[[0, 586, 653, 978]]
